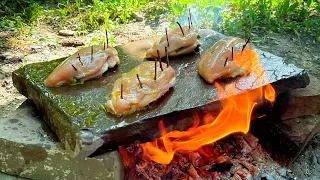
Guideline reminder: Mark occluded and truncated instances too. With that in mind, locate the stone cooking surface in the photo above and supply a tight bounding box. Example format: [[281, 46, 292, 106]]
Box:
[[0, 100, 123, 180], [12, 30, 309, 153]]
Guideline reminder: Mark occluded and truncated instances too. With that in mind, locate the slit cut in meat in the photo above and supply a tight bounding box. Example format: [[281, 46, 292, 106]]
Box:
[[44, 45, 120, 87], [146, 26, 200, 59], [197, 36, 255, 83], [105, 61, 176, 115]]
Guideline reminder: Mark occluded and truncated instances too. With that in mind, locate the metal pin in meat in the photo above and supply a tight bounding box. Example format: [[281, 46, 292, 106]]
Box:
[[71, 65, 77, 71], [165, 28, 169, 47], [231, 47, 234, 61], [188, 17, 191, 29], [106, 29, 109, 49], [120, 81, 123, 99], [165, 46, 169, 67], [224, 57, 228, 67], [154, 58, 157, 80], [189, 9, 192, 27], [91, 46, 93, 61], [157, 50, 163, 71], [176, 22, 184, 36], [241, 37, 251, 53], [136, 74, 142, 88], [77, 53, 83, 66]]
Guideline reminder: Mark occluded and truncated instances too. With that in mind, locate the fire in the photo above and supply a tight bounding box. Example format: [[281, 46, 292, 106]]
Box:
[[140, 48, 275, 165]]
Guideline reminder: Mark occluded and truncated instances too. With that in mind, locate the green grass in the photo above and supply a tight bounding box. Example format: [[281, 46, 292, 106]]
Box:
[[1, 0, 319, 41]]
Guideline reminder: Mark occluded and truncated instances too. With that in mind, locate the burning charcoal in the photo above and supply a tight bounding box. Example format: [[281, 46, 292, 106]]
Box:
[[161, 164, 190, 180], [230, 163, 243, 174], [243, 133, 258, 149], [197, 144, 221, 158], [250, 150, 265, 163], [230, 173, 242, 180], [187, 164, 199, 178], [135, 167, 152, 179], [233, 134, 253, 155], [239, 155, 253, 163], [174, 153, 190, 170], [235, 168, 252, 180], [211, 171, 231, 180], [215, 154, 231, 164], [197, 165, 211, 178], [188, 152, 202, 167], [208, 163, 233, 174], [240, 161, 259, 177]]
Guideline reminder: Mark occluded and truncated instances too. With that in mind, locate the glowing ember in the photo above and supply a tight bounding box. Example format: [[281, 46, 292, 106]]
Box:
[[140, 48, 275, 165]]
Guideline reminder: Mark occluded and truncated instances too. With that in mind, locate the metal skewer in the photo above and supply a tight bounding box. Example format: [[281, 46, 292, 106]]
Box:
[[224, 57, 228, 67], [91, 46, 93, 61], [120, 81, 123, 99], [136, 74, 142, 88], [157, 50, 163, 71], [165, 28, 169, 47], [154, 58, 157, 80], [231, 47, 234, 61], [72, 65, 77, 71], [106, 30, 109, 49], [165, 47, 169, 67], [176, 22, 184, 36], [77, 53, 83, 66], [189, 8, 192, 27], [241, 37, 251, 53]]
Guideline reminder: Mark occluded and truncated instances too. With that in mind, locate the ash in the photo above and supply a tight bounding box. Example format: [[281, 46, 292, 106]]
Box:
[[119, 133, 296, 180]]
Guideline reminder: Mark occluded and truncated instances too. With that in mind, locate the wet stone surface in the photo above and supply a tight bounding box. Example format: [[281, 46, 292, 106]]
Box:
[[12, 30, 309, 154], [0, 100, 124, 180]]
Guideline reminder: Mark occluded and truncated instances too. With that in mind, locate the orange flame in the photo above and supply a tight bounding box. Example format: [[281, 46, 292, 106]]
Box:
[[140, 48, 275, 165]]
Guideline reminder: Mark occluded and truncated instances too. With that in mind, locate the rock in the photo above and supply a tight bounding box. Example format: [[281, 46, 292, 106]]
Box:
[[251, 113, 320, 166], [0, 172, 27, 179], [12, 31, 309, 154], [280, 75, 320, 120], [1, 80, 8, 87], [31, 46, 43, 54], [0, 100, 123, 180], [0, 32, 12, 38], [58, 30, 75, 36], [132, 12, 144, 21], [61, 39, 84, 47]]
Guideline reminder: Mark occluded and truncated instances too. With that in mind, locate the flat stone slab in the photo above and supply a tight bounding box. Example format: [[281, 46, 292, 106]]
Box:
[[251, 77, 320, 166], [0, 100, 123, 180], [12, 30, 309, 154]]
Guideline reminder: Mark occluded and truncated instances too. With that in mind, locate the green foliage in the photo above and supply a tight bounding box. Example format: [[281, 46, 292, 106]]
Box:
[[44, 0, 150, 34], [159, 0, 319, 39], [1, 0, 151, 34], [220, 0, 320, 38], [0, 0, 44, 32], [1, 0, 319, 40]]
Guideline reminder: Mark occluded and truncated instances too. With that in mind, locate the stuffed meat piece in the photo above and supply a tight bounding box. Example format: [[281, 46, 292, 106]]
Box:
[[105, 61, 176, 115], [44, 45, 120, 87], [197, 37, 255, 83], [146, 25, 200, 59]]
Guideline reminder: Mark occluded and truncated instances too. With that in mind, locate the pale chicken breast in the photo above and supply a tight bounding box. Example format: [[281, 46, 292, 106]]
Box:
[[146, 26, 200, 59], [105, 61, 176, 115], [197, 37, 255, 83], [44, 45, 120, 87]]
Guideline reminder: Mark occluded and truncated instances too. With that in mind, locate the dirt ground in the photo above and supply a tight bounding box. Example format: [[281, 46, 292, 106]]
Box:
[[0, 19, 319, 179]]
